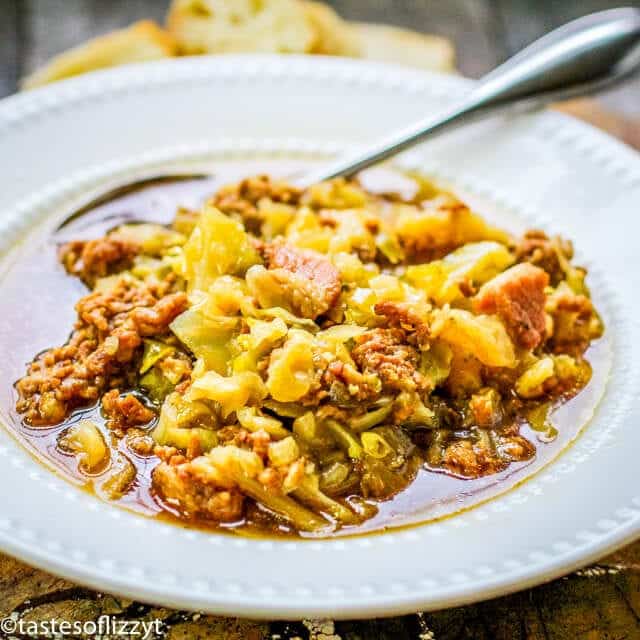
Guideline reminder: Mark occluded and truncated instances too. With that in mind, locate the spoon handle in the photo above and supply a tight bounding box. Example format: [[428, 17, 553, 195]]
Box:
[[299, 8, 640, 187]]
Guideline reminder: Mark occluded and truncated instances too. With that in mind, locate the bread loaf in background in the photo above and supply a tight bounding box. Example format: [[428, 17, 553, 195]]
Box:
[[354, 22, 456, 72], [303, 1, 361, 57], [21, 0, 456, 89], [166, 0, 317, 54], [22, 20, 177, 89]]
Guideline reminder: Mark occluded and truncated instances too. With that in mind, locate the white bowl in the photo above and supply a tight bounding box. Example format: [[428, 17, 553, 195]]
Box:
[[0, 55, 639, 618]]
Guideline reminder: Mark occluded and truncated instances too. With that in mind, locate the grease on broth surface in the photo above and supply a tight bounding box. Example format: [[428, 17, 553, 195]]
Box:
[[0, 165, 610, 538]]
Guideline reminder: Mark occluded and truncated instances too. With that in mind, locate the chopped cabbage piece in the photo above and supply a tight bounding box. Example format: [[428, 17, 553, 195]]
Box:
[[317, 324, 367, 347], [327, 209, 377, 258], [361, 432, 393, 459], [188, 370, 268, 417], [58, 420, 109, 473], [285, 206, 332, 252], [303, 178, 368, 209], [349, 401, 393, 432], [266, 331, 316, 402], [331, 252, 379, 286], [293, 474, 359, 523], [515, 357, 555, 398], [419, 340, 453, 389], [394, 197, 510, 254], [325, 420, 363, 459], [406, 241, 514, 304], [202, 275, 253, 317], [431, 308, 516, 368], [180, 205, 260, 292], [112, 223, 186, 255], [152, 392, 217, 452], [140, 339, 174, 374], [236, 407, 291, 440], [139, 367, 175, 402], [97, 453, 136, 500], [258, 199, 297, 240], [268, 436, 300, 467], [170, 302, 239, 374]]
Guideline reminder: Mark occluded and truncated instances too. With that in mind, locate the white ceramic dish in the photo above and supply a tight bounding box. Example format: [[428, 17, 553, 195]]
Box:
[[0, 55, 639, 619]]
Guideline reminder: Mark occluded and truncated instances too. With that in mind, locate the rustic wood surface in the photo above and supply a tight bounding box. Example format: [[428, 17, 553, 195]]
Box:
[[1, 1, 640, 638]]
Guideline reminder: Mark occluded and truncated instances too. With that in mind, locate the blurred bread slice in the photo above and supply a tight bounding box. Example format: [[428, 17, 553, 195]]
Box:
[[354, 22, 456, 72], [22, 21, 177, 90], [166, 0, 316, 54], [21, 2, 458, 91], [303, 1, 361, 56]]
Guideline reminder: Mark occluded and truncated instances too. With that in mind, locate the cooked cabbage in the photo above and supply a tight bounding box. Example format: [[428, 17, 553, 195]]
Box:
[[180, 205, 261, 292], [406, 241, 514, 304], [170, 302, 239, 374], [431, 308, 516, 368], [188, 370, 268, 417], [58, 420, 109, 473], [266, 330, 316, 402]]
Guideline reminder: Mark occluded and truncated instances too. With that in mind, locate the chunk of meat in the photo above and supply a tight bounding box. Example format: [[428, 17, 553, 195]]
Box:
[[102, 389, 155, 432], [15, 277, 187, 426], [468, 388, 502, 428], [302, 356, 382, 407], [153, 460, 244, 522], [130, 293, 189, 336], [395, 194, 509, 262], [443, 440, 502, 478], [373, 300, 430, 346], [514, 229, 573, 285], [216, 425, 274, 461], [351, 328, 427, 393], [250, 242, 341, 319], [547, 288, 603, 355], [263, 243, 341, 307], [59, 237, 139, 286], [443, 434, 534, 478], [152, 443, 297, 522], [473, 263, 549, 350], [498, 435, 536, 462], [126, 428, 155, 456]]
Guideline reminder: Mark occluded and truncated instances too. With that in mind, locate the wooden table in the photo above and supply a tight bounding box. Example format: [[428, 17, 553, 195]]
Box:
[[1, 2, 640, 638]]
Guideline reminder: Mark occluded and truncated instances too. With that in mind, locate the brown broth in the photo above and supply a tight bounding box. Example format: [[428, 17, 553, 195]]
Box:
[[0, 165, 612, 539]]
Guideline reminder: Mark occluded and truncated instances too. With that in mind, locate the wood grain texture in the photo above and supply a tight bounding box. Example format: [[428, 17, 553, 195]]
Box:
[[1, 543, 640, 638]]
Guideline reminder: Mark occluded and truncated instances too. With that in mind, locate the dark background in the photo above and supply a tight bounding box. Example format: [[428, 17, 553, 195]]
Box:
[[1, 0, 639, 114]]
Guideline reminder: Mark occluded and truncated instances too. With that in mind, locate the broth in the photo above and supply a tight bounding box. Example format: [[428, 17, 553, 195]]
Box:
[[0, 165, 611, 538]]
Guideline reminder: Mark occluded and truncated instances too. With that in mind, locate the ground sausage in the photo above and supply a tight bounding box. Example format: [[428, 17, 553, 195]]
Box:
[[373, 301, 430, 346], [210, 175, 301, 233], [351, 328, 427, 393], [547, 288, 603, 355], [130, 293, 189, 336], [153, 460, 245, 522], [514, 229, 573, 285], [15, 277, 187, 426], [102, 389, 155, 432], [59, 237, 139, 287]]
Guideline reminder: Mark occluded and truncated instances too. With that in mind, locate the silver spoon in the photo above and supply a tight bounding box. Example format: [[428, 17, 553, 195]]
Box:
[[299, 7, 640, 187], [60, 6, 640, 222]]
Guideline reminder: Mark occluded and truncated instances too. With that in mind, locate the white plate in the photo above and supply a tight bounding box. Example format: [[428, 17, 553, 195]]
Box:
[[0, 55, 639, 619]]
